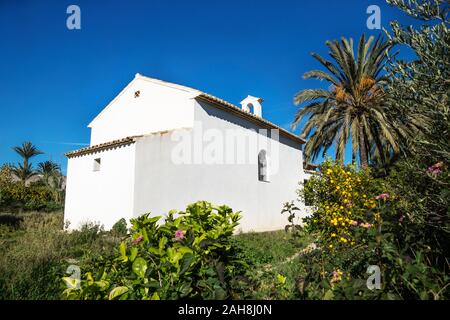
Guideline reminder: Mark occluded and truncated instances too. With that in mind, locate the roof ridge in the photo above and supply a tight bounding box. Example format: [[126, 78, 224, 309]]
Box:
[[136, 73, 305, 144]]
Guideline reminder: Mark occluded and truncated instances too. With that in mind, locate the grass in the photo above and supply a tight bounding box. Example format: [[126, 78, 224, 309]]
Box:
[[234, 231, 301, 265], [232, 230, 315, 299], [0, 211, 121, 300], [0, 212, 314, 300]]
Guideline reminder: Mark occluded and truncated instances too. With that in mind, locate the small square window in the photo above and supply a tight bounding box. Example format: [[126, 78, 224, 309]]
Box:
[[93, 158, 101, 171]]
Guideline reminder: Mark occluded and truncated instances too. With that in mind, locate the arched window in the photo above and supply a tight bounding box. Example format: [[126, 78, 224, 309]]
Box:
[[246, 103, 254, 114], [258, 150, 269, 182]]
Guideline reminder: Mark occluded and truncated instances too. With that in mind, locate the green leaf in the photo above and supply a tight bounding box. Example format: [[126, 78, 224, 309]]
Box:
[[150, 292, 160, 300], [119, 242, 126, 257], [132, 257, 148, 278], [129, 247, 138, 262], [62, 277, 80, 289], [178, 246, 193, 255], [86, 272, 94, 285], [94, 280, 110, 291], [148, 247, 160, 255], [159, 237, 167, 251], [323, 289, 335, 300], [108, 286, 129, 300], [180, 253, 194, 275]]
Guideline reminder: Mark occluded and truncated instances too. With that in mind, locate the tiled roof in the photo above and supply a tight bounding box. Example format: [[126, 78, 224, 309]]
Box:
[[65, 136, 142, 158], [195, 93, 305, 144]]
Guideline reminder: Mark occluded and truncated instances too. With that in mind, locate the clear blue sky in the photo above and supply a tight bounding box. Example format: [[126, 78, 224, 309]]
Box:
[[0, 0, 417, 173]]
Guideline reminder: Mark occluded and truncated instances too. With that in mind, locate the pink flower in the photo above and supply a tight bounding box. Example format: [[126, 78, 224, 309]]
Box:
[[175, 229, 186, 240], [360, 223, 373, 229], [132, 235, 144, 245], [350, 220, 359, 226], [376, 193, 390, 200], [331, 270, 343, 283], [428, 162, 443, 175]]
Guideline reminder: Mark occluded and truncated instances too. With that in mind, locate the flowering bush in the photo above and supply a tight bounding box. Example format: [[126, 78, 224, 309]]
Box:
[[284, 159, 449, 300], [301, 160, 380, 249], [62, 201, 247, 300]]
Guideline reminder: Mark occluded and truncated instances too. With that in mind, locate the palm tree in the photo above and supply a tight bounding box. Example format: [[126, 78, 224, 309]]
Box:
[[11, 141, 43, 184], [292, 35, 421, 167], [38, 160, 61, 187], [10, 163, 38, 184], [37, 160, 61, 176], [38, 160, 64, 203]]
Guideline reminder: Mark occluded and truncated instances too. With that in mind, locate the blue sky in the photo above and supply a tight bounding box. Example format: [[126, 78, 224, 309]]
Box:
[[0, 0, 418, 173]]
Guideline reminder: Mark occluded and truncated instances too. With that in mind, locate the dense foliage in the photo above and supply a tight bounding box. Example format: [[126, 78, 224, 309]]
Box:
[[0, 141, 64, 212], [62, 201, 247, 300], [280, 0, 449, 300], [0, 181, 62, 212], [284, 160, 449, 299], [300, 160, 380, 250]]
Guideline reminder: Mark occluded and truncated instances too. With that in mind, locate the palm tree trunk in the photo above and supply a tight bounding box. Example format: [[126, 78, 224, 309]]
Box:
[[358, 124, 369, 168]]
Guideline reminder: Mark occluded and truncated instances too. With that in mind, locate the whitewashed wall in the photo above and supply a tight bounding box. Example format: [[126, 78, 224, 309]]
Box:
[[64, 144, 136, 230], [88, 75, 195, 145], [131, 100, 306, 232]]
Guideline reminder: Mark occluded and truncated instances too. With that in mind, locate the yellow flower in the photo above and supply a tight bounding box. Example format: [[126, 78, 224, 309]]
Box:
[[331, 233, 336, 237], [329, 244, 333, 248]]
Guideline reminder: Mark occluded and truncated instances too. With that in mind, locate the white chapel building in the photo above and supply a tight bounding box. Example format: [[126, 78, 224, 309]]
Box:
[[64, 73, 311, 232]]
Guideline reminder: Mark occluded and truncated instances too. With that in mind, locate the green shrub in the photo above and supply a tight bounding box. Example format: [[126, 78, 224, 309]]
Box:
[[0, 182, 62, 212], [295, 160, 380, 250], [111, 218, 128, 237], [286, 160, 449, 300], [62, 201, 247, 300]]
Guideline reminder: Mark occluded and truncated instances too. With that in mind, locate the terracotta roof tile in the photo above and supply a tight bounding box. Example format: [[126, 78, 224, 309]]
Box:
[[65, 136, 142, 158]]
